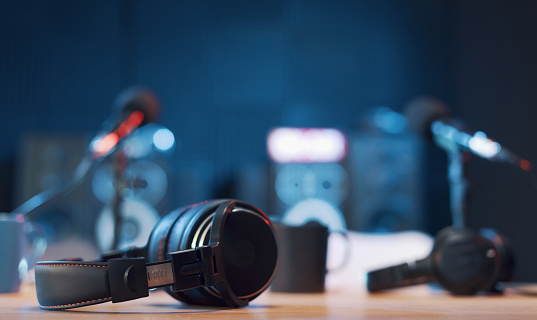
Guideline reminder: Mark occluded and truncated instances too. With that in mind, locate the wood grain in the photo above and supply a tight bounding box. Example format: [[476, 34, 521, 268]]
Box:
[[1, 282, 536, 319]]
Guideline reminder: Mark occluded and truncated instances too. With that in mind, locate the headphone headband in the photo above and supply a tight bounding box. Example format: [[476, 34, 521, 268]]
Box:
[[367, 227, 513, 295], [367, 258, 432, 292], [35, 243, 221, 309], [35, 200, 278, 310]]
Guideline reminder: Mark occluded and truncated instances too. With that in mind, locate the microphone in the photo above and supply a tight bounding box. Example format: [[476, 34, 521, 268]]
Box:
[[12, 87, 159, 217], [404, 97, 531, 171], [91, 87, 159, 158]]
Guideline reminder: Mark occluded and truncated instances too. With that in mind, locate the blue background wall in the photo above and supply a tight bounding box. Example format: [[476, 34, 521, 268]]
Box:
[[0, 0, 453, 203], [2, 0, 537, 281]]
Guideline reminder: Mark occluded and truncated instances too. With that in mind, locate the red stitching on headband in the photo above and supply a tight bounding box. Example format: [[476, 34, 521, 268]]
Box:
[[37, 263, 107, 267], [37, 263, 110, 308], [41, 297, 112, 309]]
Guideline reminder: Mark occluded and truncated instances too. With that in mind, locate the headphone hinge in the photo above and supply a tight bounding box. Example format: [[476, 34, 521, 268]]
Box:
[[197, 246, 217, 287], [169, 246, 217, 291]]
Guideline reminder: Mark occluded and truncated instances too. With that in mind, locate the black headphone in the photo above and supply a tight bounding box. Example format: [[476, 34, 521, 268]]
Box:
[[34, 199, 279, 309], [367, 226, 514, 295]]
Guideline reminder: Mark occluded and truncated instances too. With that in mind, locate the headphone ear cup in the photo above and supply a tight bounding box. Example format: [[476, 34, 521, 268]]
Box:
[[431, 227, 499, 294], [159, 200, 278, 307], [218, 204, 279, 299], [165, 200, 229, 306], [146, 205, 192, 263], [479, 228, 515, 282]]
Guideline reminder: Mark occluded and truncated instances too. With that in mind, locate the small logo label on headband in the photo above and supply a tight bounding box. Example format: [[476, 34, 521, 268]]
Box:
[[148, 268, 167, 281], [146, 263, 174, 288]]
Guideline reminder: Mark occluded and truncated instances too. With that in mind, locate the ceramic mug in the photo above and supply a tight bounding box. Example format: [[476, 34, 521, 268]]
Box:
[[270, 221, 349, 293], [0, 214, 46, 293]]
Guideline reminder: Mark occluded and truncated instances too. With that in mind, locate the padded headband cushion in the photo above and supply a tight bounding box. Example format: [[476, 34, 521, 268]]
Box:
[[367, 263, 422, 292], [146, 204, 193, 263], [35, 261, 111, 309]]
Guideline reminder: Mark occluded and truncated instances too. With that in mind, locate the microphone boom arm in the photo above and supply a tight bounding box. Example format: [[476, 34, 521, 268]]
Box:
[[11, 151, 102, 218]]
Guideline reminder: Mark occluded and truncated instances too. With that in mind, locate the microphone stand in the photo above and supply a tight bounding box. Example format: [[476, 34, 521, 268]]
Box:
[[11, 151, 102, 218], [111, 145, 128, 250], [447, 150, 472, 229]]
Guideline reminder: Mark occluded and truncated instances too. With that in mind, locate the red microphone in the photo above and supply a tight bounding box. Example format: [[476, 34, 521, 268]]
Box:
[[91, 87, 159, 158]]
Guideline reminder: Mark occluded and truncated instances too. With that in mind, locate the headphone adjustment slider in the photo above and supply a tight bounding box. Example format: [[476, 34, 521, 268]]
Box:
[[169, 246, 217, 291]]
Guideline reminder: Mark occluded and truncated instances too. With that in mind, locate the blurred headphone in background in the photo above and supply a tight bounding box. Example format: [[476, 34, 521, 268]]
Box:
[[35, 199, 279, 309], [367, 226, 513, 294]]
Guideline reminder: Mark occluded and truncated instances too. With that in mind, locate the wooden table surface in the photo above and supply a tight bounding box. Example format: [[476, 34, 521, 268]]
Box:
[[1, 282, 536, 319]]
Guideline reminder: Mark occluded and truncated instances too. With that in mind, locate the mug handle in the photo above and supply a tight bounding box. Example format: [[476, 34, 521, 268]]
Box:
[[21, 221, 47, 271], [326, 230, 351, 273]]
